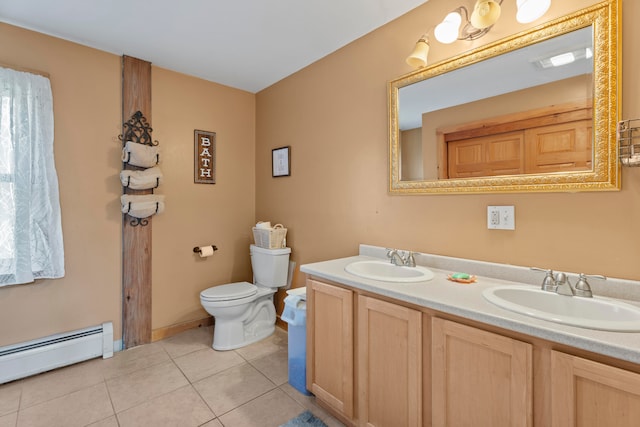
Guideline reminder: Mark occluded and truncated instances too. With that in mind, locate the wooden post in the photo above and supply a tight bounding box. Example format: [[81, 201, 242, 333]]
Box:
[[122, 56, 152, 349]]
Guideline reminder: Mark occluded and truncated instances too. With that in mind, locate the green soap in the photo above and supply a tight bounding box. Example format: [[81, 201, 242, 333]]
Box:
[[451, 273, 470, 280]]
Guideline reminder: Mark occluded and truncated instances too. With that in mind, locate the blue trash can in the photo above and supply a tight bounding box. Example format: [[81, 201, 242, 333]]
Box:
[[281, 290, 312, 395]]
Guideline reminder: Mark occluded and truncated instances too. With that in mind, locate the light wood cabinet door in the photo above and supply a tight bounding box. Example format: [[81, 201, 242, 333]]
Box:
[[551, 350, 640, 427], [306, 279, 354, 419], [358, 295, 422, 427], [447, 131, 524, 178], [525, 119, 592, 174], [432, 318, 533, 427]]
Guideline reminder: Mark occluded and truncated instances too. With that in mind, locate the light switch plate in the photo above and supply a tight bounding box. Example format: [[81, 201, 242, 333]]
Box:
[[487, 206, 515, 230]]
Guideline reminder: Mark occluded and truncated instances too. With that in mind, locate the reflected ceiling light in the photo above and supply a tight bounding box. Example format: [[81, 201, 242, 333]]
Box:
[[586, 47, 593, 59], [549, 52, 575, 67], [536, 47, 591, 69], [406, 0, 551, 68]]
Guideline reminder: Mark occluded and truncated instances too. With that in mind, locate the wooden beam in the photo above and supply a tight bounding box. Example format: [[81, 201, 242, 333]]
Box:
[[122, 55, 152, 349]]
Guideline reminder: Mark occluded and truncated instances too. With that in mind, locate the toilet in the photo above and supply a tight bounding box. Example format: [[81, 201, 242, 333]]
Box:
[[200, 244, 291, 350]]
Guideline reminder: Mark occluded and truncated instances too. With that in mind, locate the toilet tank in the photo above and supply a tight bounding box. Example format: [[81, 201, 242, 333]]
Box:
[[250, 244, 291, 287]]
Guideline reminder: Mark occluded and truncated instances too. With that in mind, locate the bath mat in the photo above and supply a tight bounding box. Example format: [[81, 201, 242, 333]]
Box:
[[279, 410, 328, 427]]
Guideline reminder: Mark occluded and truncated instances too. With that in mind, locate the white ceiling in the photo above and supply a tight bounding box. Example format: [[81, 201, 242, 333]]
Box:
[[0, 0, 428, 93]]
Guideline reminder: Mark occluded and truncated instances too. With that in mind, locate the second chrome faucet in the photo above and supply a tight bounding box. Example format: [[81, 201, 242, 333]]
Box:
[[531, 268, 606, 298], [386, 249, 416, 267]]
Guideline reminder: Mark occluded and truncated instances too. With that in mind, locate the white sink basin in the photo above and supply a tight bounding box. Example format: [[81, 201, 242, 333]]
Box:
[[345, 260, 434, 283], [483, 285, 640, 332]]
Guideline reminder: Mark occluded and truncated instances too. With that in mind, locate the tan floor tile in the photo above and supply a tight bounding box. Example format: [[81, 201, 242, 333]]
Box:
[[160, 326, 214, 358], [200, 419, 223, 427], [193, 363, 275, 416], [173, 347, 245, 383], [106, 361, 189, 413], [86, 415, 119, 427], [0, 411, 17, 427], [0, 381, 22, 417], [250, 348, 288, 385], [218, 388, 303, 427], [100, 342, 169, 380], [117, 385, 214, 427], [234, 327, 287, 361], [19, 359, 104, 409], [16, 383, 113, 427]]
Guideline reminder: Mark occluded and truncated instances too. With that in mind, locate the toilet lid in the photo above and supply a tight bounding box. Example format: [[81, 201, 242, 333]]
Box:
[[201, 282, 257, 301]]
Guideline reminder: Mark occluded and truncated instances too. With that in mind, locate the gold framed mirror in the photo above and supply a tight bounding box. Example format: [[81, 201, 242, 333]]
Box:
[[389, 0, 620, 194]]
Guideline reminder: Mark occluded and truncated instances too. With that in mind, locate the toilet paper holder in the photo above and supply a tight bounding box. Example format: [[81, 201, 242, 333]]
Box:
[[193, 245, 218, 254]]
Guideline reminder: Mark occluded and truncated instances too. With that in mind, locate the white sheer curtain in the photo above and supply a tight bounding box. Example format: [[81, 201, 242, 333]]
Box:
[[0, 67, 64, 286]]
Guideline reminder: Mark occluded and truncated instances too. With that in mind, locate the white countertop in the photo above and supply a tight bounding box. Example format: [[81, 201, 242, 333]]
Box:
[[300, 246, 640, 365]]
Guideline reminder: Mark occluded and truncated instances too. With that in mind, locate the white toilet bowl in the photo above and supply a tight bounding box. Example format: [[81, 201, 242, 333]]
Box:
[[200, 245, 291, 350]]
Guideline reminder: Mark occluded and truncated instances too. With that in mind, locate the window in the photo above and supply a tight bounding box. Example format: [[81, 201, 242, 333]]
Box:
[[0, 67, 64, 286]]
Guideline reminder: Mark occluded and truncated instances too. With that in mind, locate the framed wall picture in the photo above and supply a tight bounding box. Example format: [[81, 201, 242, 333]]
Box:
[[272, 146, 291, 177], [194, 130, 216, 184]]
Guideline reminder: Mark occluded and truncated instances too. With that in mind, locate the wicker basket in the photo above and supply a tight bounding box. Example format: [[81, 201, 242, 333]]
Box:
[[252, 224, 287, 249]]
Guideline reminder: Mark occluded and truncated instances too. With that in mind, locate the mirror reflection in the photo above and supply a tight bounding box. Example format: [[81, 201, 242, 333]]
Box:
[[388, 1, 620, 194], [399, 26, 593, 181]]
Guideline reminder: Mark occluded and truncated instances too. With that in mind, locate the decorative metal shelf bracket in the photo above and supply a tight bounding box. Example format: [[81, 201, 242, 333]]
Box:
[[130, 217, 150, 227], [118, 110, 158, 146]]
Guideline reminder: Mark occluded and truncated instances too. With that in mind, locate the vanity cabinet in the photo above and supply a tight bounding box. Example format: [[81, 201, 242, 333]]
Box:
[[551, 350, 640, 427], [306, 279, 422, 426], [431, 318, 533, 427], [306, 276, 640, 427], [358, 295, 422, 427], [306, 279, 355, 420]]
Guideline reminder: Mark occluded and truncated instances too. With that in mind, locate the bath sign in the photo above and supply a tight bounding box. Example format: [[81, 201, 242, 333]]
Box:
[[194, 130, 216, 184]]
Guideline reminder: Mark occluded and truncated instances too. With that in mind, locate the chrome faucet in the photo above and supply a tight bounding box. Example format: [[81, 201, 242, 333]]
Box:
[[531, 268, 557, 292], [531, 268, 606, 298], [574, 273, 606, 298], [554, 272, 575, 296], [386, 249, 417, 267], [387, 249, 405, 266]]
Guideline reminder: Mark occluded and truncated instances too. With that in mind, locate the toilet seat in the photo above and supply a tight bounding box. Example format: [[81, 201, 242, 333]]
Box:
[[200, 282, 257, 302]]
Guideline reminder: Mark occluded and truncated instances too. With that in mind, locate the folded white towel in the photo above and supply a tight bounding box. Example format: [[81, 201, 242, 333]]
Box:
[[121, 194, 165, 219], [120, 166, 163, 190], [122, 141, 159, 168]]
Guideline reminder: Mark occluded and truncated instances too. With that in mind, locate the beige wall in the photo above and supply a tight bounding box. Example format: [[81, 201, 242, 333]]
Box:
[[256, 0, 640, 311], [151, 68, 255, 329], [0, 23, 122, 346], [0, 24, 255, 347]]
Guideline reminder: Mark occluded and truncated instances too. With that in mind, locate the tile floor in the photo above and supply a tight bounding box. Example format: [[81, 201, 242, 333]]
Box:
[[0, 326, 345, 427]]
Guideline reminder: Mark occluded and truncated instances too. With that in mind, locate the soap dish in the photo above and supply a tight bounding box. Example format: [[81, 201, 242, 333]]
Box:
[[447, 273, 477, 284]]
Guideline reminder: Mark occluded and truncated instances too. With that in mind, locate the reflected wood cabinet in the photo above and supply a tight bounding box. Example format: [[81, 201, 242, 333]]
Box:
[[306, 277, 640, 427], [441, 102, 592, 179]]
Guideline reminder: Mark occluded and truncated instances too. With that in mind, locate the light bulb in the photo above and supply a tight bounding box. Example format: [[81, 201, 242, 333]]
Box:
[[516, 0, 551, 24], [434, 12, 462, 44]]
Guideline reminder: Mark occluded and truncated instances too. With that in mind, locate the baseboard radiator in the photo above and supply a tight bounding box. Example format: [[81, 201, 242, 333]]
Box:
[[0, 322, 113, 384]]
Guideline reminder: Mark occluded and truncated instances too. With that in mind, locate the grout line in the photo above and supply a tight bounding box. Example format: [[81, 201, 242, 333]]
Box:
[[102, 374, 120, 426]]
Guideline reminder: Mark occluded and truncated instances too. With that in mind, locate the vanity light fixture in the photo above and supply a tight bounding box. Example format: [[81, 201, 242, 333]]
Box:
[[406, 0, 551, 68]]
